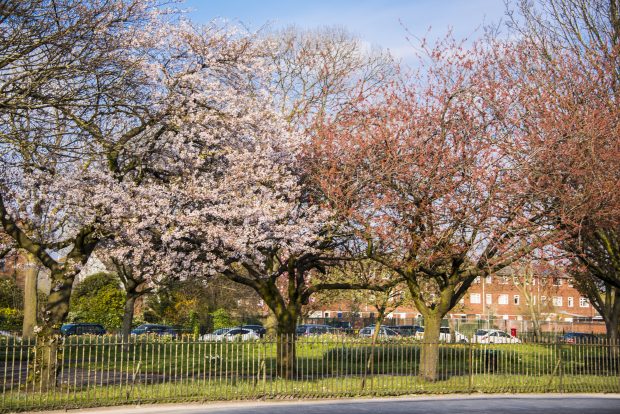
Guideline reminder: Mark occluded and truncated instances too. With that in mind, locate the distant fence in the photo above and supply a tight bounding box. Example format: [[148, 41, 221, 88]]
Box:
[[1, 335, 619, 412]]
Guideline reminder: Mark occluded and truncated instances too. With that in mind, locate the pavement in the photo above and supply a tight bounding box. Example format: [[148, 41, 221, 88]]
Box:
[[27, 394, 620, 414]]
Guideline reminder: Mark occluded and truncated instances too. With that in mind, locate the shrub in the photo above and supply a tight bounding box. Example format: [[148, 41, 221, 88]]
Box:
[[210, 308, 237, 331], [69, 273, 124, 330], [0, 307, 23, 331]]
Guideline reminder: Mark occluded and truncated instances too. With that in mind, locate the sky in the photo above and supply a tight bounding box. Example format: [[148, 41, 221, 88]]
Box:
[[182, 0, 509, 62]]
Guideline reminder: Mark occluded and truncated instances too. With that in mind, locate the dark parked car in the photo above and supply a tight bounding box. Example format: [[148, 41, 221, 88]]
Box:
[[60, 323, 106, 336], [328, 321, 353, 331], [560, 332, 600, 344], [131, 324, 177, 337]]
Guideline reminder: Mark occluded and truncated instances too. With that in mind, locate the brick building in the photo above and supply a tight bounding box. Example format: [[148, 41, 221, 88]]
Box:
[[308, 265, 604, 334]]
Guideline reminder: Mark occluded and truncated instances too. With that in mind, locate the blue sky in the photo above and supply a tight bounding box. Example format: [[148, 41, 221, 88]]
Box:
[[183, 0, 508, 61]]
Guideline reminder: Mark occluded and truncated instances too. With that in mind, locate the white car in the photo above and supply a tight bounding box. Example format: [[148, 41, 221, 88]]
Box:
[[200, 327, 259, 342], [439, 327, 469, 343], [358, 326, 400, 338], [473, 329, 521, 344], [413, 326, 469, 342]]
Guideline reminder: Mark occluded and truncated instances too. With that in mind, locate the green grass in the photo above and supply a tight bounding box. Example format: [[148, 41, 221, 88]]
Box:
[[2, 373, 618, 413]]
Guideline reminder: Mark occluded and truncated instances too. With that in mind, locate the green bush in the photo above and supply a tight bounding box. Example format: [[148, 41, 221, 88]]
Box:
[[0, 307, 23, 331], [210, 308, 237, 331], [0, 278, 23, 309], [69, 273, 124, 330]]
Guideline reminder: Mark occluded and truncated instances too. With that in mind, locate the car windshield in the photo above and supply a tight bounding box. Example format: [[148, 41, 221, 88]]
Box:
[[213, 328, 230, 335], [475, 329, 488, 336]]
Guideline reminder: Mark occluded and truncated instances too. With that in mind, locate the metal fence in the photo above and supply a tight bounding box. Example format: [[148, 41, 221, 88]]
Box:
[[1, 335, 619, 413]]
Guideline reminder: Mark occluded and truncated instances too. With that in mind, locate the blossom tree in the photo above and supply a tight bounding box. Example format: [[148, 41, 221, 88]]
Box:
[[500, 0, 619, 337], [0, 0, 172, 338], [310, 37, 557, 381]]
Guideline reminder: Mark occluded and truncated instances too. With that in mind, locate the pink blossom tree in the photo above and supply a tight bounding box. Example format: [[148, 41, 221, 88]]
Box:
[[310, 37, 557, 381]]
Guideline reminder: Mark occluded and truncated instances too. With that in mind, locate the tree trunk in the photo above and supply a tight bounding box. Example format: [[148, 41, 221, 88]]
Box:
[[275, 312, 298, 380], [448, 317, 456, 344], [21, 256, 38, 339], [361, 313, 384, 390], [122, 294, 138, 341], [44, 270, 76, 331], [419, 312, 442, 381], [604, 290, 620, 343], [31, 269, 77, 389]]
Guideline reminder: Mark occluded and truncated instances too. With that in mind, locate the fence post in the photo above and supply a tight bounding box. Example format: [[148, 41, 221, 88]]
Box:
[[558, 338, 563, 393], [468, 341, 473, 393]]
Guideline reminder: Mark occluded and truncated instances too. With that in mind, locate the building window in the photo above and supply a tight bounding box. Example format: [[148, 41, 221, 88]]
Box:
[[579, 297, 589, 308], [553, 278, 562, 286], [500, 276, 509, 285], [552, 296, 563, 307], [498, 294, 508, 305], [541, 295, 547, 305], [513, 295, 520, 305], [324, 312, 330, 318], [486, 294, 492, 305], [474, 276, 481, 284], [568, 279, 574, 287], [470, 293, 481, 304], [567, 297, 574, 307], [485, 275, 492, 284]]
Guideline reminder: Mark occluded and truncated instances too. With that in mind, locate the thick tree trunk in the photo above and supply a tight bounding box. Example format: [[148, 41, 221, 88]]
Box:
[[44, 270, 76, 331], [122, 294, 138, 341], [21, 256, 38, 339], [606, 316, 619, 343], [419, 312, 442, 381], [32, 269, 77, 389], [604, 296, 620, 343], [275, 311, 298, 380]]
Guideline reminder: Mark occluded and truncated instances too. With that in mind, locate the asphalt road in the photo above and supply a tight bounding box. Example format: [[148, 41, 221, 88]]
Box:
[[37, 395, 620, 414]]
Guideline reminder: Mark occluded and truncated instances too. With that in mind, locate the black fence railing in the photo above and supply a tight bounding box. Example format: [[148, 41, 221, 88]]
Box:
[[1, 335, 618, 413]]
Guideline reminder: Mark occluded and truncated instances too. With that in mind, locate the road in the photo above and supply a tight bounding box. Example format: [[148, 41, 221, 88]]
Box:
[[33, 394, 620, 414]]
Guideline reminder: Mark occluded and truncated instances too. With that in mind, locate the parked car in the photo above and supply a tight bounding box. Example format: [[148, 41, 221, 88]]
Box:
[[131, 324, 177, 337], [200, 327, 259, 341], [473, 329, 521, 344], [439, 327, 469, 343], [240, 324, 266, 337], [296, 324, 339, 336], [60, 323, 106, 336], [560, 332, 600, 344], [358, 326, 400, 338], [407, 326, 467, 342], [388, 325, 421, 337], [327, 321, 354, 333]]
